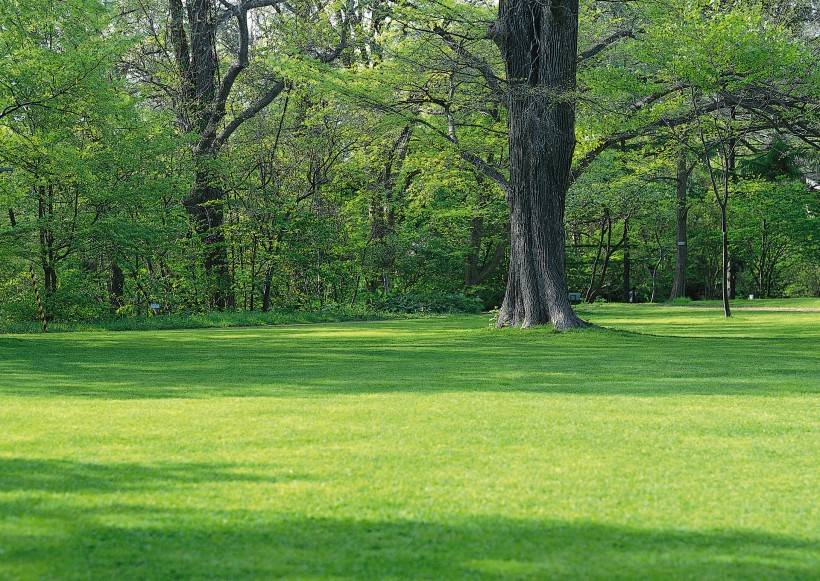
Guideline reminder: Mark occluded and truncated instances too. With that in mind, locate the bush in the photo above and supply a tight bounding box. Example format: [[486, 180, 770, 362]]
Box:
[[0, 307, 416, 334], [785, 264, 820, 298], [374, 292, 484, 314], [665, 297, 694, 306]]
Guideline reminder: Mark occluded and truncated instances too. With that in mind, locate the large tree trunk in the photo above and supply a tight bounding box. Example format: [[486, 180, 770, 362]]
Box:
[[492, 0, 586, 329], [184, 160, 234, 308]]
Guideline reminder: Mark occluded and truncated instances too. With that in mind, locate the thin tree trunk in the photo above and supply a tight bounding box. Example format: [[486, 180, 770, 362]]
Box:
[[110, 262, 125, 314], [367, 126, 412, 293], [622, 217, 630, 302], [261, 264, 273, 312], [720, 202, 731, 316], [585, 216, 607, 302], [695, 99, 731, 318], [670, 153, 689, 299]]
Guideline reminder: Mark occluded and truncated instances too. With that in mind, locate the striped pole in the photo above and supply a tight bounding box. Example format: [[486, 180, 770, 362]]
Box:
[[28, 266, 48, 333]]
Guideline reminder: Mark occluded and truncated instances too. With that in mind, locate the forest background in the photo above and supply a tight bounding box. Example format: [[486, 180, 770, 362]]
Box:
[[1, 0, 818, 324]]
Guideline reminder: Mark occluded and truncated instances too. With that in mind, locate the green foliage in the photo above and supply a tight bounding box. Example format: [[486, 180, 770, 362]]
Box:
[[0, 306, 421, 334], [372, 291, 484, 314], [0, 0, 188, 321], [665, 297, 694, 306], [1, 0, 818, 319]]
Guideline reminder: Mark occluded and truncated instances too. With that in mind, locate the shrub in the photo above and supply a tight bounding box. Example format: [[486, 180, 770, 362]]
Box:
[[374, 292, 484, 314], [665, 297, 694, 306]]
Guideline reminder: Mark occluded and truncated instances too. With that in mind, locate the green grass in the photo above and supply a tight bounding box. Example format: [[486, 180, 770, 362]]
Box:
[[577, 298, 820, 339], [1, 304, 818, 579], [682, 297, 820, 309]]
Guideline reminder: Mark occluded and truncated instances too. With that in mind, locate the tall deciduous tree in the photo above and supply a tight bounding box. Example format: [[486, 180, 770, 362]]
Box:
[[165, 0, 287, 308], [129, 0, 349, 308], [490, 0, 586, 328]]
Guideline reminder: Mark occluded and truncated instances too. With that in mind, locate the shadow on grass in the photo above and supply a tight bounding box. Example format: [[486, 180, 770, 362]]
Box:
[[0, 457, 305, 493], [0, 324, 817, 398], [0, 457, 815, 580]]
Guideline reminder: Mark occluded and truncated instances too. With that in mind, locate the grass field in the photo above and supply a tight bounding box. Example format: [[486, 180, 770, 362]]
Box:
[[1, 302, 818, 579]]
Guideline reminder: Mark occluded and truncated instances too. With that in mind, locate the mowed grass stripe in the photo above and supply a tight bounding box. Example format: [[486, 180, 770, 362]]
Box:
[[0, 306, 818, 579]]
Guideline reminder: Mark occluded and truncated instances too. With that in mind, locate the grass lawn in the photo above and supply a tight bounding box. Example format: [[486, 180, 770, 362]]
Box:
[[1, 302, 818, 579]]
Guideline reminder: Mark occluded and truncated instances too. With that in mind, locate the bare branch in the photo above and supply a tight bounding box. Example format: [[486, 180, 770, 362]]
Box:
[[571, 97, 728, 182], [578, 29, 635, 63], [213, 80, 286, 150], [198, 5, 251, 150], [433, 25, 505, 101]]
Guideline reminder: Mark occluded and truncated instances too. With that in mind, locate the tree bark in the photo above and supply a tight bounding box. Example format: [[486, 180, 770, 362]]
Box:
[[491, 0, 586, 329], [183, 159, 234, 308], [169, 0, 288, 309]]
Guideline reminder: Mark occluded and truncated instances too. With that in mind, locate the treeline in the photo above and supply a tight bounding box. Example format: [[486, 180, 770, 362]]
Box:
[[1, 0, 818, 322]]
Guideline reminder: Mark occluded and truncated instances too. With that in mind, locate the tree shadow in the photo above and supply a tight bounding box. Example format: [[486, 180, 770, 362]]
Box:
[[0, 471, 815, 580], [0, 457, 307, 494]]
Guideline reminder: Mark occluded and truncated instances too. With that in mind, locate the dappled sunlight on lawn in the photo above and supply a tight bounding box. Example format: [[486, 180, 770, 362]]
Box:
[[0, 310, 818, 579], [579, 303, 820, 339], [0, 311, 817, 398], [0, 447, 816, 580]]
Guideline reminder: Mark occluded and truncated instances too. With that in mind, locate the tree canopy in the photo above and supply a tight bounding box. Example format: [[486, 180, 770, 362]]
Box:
[[1, 0, 818, 325]]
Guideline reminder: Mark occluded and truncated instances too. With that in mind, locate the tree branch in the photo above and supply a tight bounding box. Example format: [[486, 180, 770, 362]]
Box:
[[578, 29, 635, 63], [432, 25, 505, 101], [213, 79, 286, 151], [198, 4, 250, 151], [571, 97, 728, 182]]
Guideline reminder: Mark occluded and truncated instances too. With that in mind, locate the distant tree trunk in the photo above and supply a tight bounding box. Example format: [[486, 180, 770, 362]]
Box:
[[646, 231, 668, 303], [728, 256, 739, 300], [584, 208, 626, 303], [622, 217, 630, 302], [720, 204, 731, 315], [261, 265, 274, 312], [491, 0, 586, 329], [366, 126, 412, 293], [184, 160, 233, 308], [670, 153, 690, 299], [465, 156, 507, 287], [465, 209, 507, 287], [584, 210, 611, 303], [110, 262, 125, 314], [465, 220, 507, 287], [37, 185, 58, 297]]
